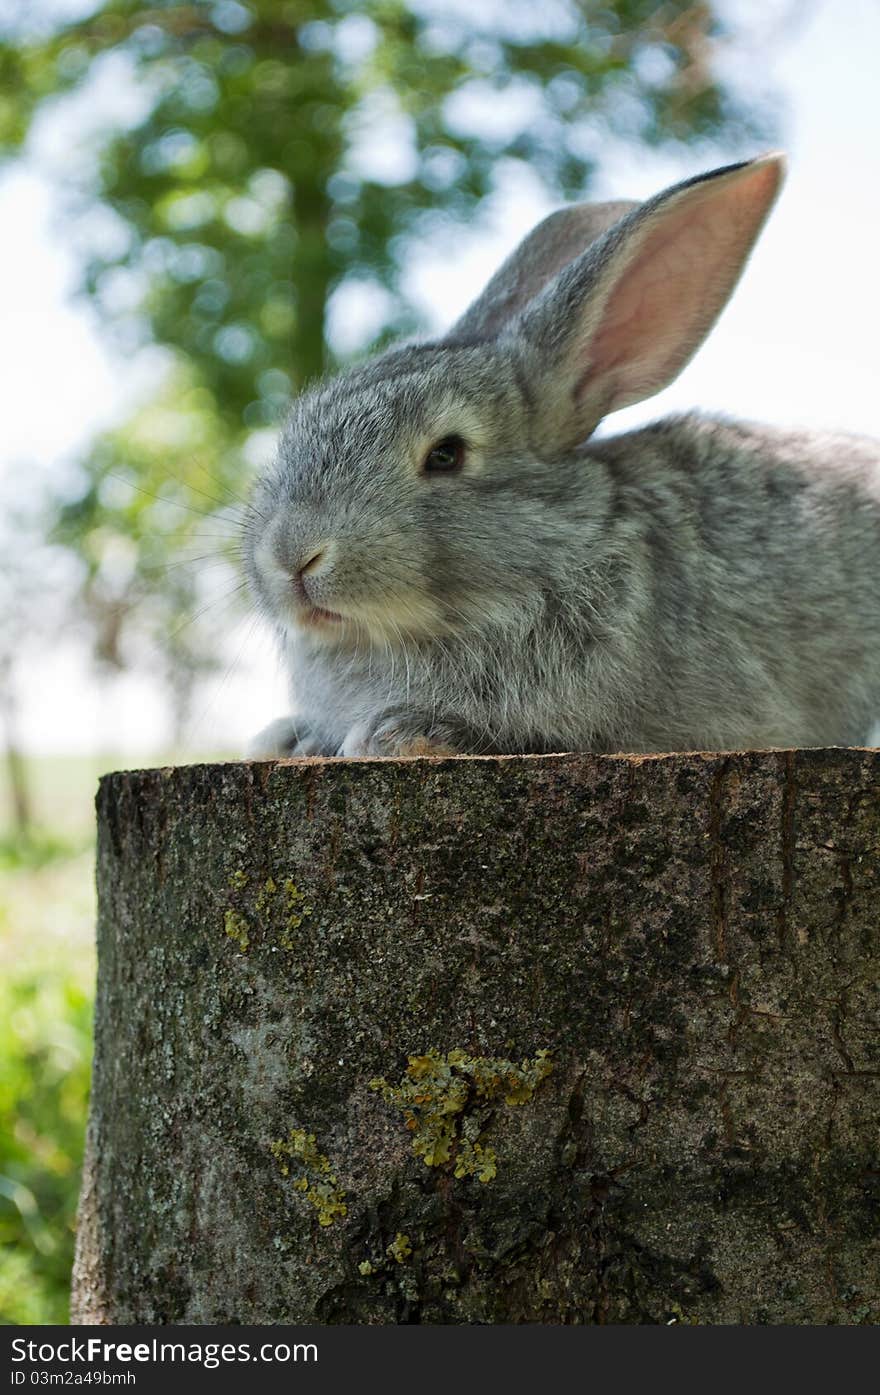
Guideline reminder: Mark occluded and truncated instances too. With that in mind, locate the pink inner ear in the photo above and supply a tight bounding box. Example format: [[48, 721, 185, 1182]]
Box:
[[579, 160, 783, 414]]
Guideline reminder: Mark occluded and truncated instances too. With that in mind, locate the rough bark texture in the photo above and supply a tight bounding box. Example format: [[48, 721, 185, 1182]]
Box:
[[73, 750, 880, 1325]]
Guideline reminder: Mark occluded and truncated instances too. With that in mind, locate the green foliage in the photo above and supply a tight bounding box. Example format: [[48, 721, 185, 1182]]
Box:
[[0, 828, 82, 872], [1, 2, 761, 400], [0, 2, 767, 706], [0, 754, 149, 1326], [371, 1048, 553, 1181], [48, 369, 246, 733], [0, 967, 93, 1324]]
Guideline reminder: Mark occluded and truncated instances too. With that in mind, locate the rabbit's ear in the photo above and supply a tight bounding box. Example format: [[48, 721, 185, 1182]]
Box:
[[445, 201, 638, 342], [513, 153, 786, 449]]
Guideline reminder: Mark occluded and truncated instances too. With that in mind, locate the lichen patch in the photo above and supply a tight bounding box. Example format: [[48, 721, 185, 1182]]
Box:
[[370, 1048, 554, 1181], [270, 1128, 348, 1227]]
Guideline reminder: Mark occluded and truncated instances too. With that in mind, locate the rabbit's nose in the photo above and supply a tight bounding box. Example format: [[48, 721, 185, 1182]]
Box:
[[298, 548, 326, 578]]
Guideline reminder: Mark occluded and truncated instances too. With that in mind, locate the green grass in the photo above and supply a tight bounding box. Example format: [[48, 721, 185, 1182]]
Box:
[[0, 757, 101, 1325], [0, 968, 92, 1324], [0, 751, 231, 1325], [1, 754, 114, 842]]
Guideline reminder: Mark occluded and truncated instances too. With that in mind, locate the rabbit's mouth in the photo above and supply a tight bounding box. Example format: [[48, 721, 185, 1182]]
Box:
[[299, 604, 345, 628]]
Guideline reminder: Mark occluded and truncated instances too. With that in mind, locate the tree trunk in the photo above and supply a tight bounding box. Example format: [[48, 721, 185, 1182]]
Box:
[[72, 750, 880, 1325], [0, 667, 31, 836]]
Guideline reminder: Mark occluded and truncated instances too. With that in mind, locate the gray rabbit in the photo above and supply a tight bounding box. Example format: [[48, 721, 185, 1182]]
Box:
[[244, 154, 880, 758]]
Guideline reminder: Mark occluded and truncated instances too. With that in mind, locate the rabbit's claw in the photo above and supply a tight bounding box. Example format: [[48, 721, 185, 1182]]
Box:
[[339, 712, 462, 759]]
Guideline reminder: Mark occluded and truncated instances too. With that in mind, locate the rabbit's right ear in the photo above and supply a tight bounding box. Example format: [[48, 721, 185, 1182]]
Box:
[[509, 153, 786, 451], [445, 201, 638, 342]]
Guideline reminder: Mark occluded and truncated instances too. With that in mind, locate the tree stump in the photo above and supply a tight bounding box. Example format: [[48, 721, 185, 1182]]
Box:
[[72, 750, 880, 1325]]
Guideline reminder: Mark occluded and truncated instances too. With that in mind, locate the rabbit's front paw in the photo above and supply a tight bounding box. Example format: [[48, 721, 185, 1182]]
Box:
[[247, 716, 337, 759], [339, 712, 464, 758]]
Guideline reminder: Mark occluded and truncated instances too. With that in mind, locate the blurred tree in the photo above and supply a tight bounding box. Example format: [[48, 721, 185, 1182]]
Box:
[[0, 0, 771, 737], [0, 500, 73, 833], [0, 657, 32, 836]]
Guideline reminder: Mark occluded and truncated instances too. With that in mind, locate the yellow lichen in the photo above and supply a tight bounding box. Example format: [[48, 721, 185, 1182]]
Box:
[[455, 1140, 497, 1183], [224, 908, 249, 953], [270, 1128, 347, 1227], [387, 1233, 412, 1264], [224, 872, 317, 953], [255, 877, 277, 913], [279, 878, 314, 948], [371, 1049, 553, 1181]]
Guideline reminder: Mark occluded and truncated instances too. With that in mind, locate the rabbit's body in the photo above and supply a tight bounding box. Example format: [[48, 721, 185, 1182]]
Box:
[[244, 155, 880, 758], [252, 413, 880, 756]]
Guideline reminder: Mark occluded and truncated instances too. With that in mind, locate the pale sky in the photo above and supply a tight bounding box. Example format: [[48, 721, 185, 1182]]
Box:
[[1, 0, 879, 755]]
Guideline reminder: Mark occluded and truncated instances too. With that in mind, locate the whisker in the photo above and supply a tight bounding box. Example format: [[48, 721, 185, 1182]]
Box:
[[184, 611, 263, 750], [161, 475, 241, 518], [136, 551, 242, 577], [104, 471, 248, 524], [186, 453, 270, 521], [161, 579, 249, 648], [181, 461, 265, 520]]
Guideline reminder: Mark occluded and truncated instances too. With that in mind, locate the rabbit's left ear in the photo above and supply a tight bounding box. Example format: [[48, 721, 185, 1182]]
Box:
[[511, 153, 786, 449], [445, 200, 638, 342]]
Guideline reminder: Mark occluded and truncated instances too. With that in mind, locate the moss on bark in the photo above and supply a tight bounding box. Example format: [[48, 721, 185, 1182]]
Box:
[[72, 750, 880, 1324]]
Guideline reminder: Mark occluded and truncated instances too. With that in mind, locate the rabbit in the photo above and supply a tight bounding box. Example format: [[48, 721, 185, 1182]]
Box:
[[243, 153, 880, 759]]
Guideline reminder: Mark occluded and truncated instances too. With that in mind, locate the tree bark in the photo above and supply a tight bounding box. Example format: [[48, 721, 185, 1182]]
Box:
[[72, 750, 880, 1325]]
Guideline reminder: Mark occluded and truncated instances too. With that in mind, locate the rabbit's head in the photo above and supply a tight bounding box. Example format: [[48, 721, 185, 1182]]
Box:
[[245, 154, 784, 647]]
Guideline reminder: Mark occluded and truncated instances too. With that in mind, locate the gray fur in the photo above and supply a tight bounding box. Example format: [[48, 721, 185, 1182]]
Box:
[[447, 199, 637, 342], [243, 156, 880, 757]]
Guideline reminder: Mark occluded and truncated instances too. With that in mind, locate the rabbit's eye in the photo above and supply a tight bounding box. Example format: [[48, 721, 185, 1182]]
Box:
[[423, 435, 465, 474]]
